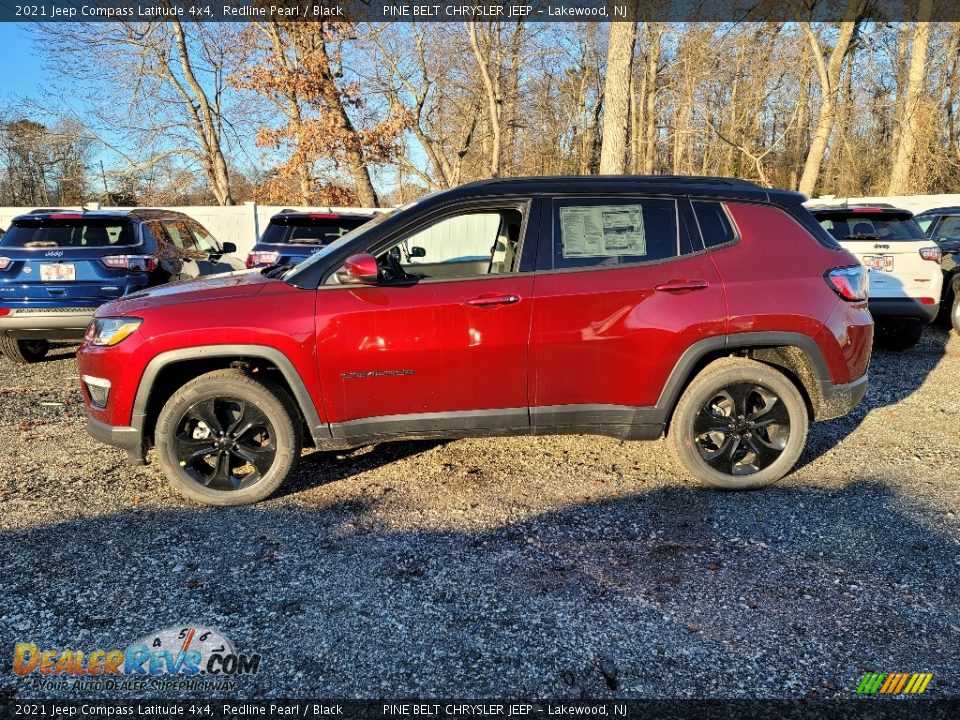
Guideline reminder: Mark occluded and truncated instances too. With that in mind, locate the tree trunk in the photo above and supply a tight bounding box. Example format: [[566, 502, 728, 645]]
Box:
[[469, 21, 502, 177], [797, 3, 864, 197], [599, 19, 637, 174], [642, 24, 662, 174], [888, 0, 933, 195]]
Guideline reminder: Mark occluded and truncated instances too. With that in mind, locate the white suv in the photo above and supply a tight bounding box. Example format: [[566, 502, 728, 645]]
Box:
[[809, 205, 942, 350]]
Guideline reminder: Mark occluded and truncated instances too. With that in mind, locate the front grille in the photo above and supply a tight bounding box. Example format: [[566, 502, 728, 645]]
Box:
[[10, 307, 92, 315]]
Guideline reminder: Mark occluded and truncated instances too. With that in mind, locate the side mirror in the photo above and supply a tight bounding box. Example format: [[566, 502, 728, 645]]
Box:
[[335, 253, 379, 285], [220, 241, 237, 254], [409, 246, 426, 258]]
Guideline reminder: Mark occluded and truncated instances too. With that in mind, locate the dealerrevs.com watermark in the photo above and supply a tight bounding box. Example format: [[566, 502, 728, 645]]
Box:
[[12, 625, 261, 693]]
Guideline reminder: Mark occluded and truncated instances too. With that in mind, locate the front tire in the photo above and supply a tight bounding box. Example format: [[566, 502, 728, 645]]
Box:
[[0, 338, 50, 364], [154, 369, 302, 506], [668, 358, 808, 490]]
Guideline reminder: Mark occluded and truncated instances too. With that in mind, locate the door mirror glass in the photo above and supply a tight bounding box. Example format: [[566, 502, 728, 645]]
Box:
[[409, 245, 426, 258], [220, 241, 237, 254], [336, 253, 379, 285]]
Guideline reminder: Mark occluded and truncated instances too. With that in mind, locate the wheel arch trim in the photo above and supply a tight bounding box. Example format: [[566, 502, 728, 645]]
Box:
[[655, 331, 839, 422], [130, 344, 329, 443]]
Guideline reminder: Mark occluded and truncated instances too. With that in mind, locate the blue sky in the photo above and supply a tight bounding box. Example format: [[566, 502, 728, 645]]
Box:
[[0, 24, 48, 102]]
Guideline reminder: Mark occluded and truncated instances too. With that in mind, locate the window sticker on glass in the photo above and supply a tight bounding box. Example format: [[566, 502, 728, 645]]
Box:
[[559, 205, 646, 257]]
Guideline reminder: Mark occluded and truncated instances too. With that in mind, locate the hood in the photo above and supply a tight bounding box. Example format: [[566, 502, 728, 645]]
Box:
[[97, 269, 275, 316]]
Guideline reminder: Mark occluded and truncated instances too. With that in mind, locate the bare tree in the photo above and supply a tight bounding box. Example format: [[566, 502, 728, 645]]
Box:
[[599, 18, 637, 174], [42, 21, 247, 205], [797, 1, 866, 196], [887, 0, 934, 194]]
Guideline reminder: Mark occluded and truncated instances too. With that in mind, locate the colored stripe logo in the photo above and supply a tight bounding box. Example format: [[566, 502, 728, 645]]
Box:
[[857, 672, 933, 694]]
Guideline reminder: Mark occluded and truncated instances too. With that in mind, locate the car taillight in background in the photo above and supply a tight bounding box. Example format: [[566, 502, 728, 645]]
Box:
[[246, 251, 280, 268], [920, 246, 942, 263], [0, 257, 10, 270], [825, 265, 869, 301], [101, 255, 158, 272]]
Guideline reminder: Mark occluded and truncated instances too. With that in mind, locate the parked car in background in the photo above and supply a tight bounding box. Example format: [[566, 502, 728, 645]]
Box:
[[0, 209, 243, 364], [915, 206, 960, 333], [808, 205, 942, 350], [246, 210, 375, 269], [77, 175, 872, 506]]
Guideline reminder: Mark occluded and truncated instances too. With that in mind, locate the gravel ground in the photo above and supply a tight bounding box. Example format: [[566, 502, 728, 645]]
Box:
[[0, 328, 958, 700]]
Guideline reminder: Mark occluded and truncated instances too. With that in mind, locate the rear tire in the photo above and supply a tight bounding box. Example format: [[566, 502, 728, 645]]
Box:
[[952, 292, 960, 336], [154, 369, 302, 506], [0, 338, 50, 364], [668, 358, 808, 490], [876, 321, 923, 351]]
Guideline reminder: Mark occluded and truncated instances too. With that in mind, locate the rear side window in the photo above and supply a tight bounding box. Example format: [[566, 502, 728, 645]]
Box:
[[816, 213, 924, 241], [931, 216, 960, 242], [692, 201, 737, 249], [552, 198, 678, 269], [0, 219, 135, 248], [261, 216, 369, 246]]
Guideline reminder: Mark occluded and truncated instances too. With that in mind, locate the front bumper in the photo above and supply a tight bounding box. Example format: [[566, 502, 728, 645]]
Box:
[[86, 415, 146, 465], [0, 307, 95, 340], [868, 298, 938, 323]]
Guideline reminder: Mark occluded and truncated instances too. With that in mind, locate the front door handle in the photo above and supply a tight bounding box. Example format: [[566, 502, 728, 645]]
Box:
[[465, 293, 521, 307], [654, 279, 709, 293]]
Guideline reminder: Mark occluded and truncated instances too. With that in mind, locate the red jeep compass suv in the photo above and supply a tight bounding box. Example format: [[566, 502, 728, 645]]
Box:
[[76, 176, 872, 505]]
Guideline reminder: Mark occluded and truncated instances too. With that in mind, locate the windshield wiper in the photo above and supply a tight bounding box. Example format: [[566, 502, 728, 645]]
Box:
[[261, 263, 294, 278], [842, 233, 880, 240]]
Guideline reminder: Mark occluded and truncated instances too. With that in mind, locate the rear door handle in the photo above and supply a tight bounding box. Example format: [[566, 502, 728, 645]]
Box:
[[654, 279, 709, 293], [465, 293, 521, 307]]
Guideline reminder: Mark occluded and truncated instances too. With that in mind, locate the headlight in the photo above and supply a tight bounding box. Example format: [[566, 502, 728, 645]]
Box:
[[84, 317, 142, 346]]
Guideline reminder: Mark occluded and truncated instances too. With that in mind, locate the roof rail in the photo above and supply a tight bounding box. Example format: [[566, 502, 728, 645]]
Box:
[[481, 174, 765, 189]]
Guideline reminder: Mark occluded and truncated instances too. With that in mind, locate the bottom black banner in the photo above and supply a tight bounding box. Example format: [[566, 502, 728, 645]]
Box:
[[1, 700, 959, 720]]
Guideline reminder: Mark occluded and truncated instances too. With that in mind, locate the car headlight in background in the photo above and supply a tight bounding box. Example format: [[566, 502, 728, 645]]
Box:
[[84, 317, 143, 346]]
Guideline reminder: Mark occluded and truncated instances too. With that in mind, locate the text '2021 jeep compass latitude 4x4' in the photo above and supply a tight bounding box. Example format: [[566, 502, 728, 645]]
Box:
[[77, 176, 872, 505]]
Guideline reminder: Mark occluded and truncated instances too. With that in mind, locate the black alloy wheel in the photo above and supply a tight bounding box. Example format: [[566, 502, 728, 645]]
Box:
[[692, 382, 790, 476], [174, 397, 277, 491]]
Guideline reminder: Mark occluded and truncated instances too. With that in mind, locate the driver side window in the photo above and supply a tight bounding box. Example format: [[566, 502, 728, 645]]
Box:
[[379, 208, 524, 281]]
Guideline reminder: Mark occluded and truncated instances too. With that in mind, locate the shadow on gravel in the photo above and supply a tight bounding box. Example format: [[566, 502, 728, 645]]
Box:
[[23, 343, 80, 365], [797, 325, 950, 470], [276, 440, 450, 498], [1, 479, 958, 699]]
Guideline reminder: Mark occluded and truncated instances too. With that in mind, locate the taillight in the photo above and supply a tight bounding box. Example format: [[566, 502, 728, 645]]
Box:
[[101, 255, 158, 272], [246, 251, 280, 268], [920, 246, 941, 262], [825, 265, 868, 301], [0, 257, 10, 270], [0, 308, 9, 316]]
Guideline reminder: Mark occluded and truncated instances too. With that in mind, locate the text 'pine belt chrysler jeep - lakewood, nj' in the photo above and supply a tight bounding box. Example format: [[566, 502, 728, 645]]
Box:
[[76, 176, 873, 506]]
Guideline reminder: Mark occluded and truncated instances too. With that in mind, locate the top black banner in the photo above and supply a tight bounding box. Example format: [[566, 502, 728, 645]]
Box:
[[0, 0, 954, 23]]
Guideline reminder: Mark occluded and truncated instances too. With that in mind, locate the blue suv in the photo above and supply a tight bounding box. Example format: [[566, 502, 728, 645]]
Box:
[[0, 209, 242, 363], [245, 210, 375, 269]]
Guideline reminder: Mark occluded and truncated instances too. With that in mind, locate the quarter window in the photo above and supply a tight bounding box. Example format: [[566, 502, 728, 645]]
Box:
[[693, 201, 737, 249], [552, 198, 679, 269]]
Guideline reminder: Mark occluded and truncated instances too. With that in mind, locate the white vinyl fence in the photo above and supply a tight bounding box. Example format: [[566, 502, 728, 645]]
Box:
[[0, 202, 382, 257], [4, 193, 960, 261], [806, 194, 960, 214]]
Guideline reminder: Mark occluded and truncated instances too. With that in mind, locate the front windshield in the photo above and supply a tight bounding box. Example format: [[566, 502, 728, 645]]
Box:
[[281, 201, 417, 283]]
